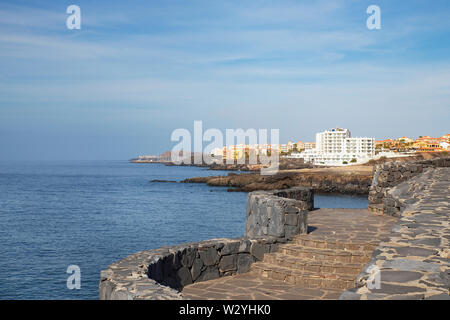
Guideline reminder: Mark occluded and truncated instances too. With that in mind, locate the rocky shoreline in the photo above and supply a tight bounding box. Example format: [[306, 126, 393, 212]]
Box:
[[178, 154, 448, 194], [132, 157, 312, 171], [181, 167, 373, 194], [143, 153, 449, 194]]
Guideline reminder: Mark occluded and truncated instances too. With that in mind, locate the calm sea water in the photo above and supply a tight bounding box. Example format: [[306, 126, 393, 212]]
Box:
[[0, 161, 367, 300]]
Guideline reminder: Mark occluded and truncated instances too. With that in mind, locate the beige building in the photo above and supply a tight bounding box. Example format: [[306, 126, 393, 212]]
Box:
[[304, 142, 316, 150], [296, 141, 305, 151]]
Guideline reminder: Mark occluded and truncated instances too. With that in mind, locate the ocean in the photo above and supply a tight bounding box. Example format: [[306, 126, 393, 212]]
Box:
[[0, 161, 368, 299]]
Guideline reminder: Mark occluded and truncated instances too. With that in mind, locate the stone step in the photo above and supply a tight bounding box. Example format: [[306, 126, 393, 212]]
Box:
[[264, 252, 364, 275], [278, 244, 371, 264], [292, 235, 378, 252], [250, 262, 356, 290], [368, 203, 384, 214]]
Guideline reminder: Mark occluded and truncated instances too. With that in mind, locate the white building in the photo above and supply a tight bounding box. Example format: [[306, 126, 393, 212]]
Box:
[[299, 128, 375, 166]]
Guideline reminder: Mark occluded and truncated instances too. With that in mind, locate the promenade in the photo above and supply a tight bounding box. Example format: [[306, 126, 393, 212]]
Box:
[[182, 208, 397, 299], [100, 162, 449, 300], [341, 167, 450, 299]]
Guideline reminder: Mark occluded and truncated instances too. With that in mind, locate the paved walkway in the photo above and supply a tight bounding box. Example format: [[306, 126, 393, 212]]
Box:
[[342, 168, 450, 300], [183, 208, 397, 300], [182, 272, 342, 300]]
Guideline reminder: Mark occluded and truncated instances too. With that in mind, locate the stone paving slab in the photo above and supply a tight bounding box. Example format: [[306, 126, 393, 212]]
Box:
[[182, 272, 342, 300], [301, 208, 397, 243], [341, 168, 450, 300], [183, 208, 397, 300]]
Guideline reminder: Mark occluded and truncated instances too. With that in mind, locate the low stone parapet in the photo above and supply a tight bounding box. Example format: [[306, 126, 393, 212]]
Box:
[[341, 167, 450, 300], [368, 157, 450, 215], [245, 187, 313, 239], [99, 236, 287, 300], [100, 186, 314, 300]]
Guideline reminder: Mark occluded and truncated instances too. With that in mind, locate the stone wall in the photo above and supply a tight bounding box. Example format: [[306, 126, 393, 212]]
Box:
[[368, 157, 450, 215], [340, 167, 450, 300], [99, 237, 285, 300], [100, 186, 314, 300], [246, 187, 313, 239]]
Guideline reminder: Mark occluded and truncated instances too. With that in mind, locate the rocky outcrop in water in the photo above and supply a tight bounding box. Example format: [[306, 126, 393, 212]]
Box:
[[181, 171, 372, 194]]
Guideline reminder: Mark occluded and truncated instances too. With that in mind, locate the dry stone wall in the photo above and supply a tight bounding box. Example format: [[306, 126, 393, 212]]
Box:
[[368, 157, 450, 215], [246, 187, 313, 239], [341, 167, 450, 300], [100, 187, 314, 300], [99, 237, 288, 300]]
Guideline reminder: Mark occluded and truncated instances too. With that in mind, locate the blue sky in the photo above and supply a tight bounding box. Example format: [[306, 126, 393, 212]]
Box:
[[0, 0, 449, 160]]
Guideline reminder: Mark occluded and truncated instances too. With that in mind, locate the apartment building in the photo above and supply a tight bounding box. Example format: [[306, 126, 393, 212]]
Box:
[[303, 128, 375, 166], [304, 142, 316, 150]]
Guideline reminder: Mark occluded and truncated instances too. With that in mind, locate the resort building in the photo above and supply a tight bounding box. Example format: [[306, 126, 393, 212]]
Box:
[[299, 128, 375, 166], [212, 143, 275, 161], [442, 134, 450, 143], [304, 142, 316, 150], [375, 139, 394, 152], [416, 143, 446, 153], [441, 142, 450, 150], [396, 136, 414, 144], [279, 141, 295, 154], [296, 141, 305, 151]]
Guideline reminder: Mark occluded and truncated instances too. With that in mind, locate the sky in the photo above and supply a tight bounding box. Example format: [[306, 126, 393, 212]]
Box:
[[0, 0, 449, 160]]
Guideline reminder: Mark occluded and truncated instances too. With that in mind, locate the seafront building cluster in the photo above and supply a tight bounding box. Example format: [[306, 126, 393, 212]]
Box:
[[376, 135, 450, 153], [136, 127, 450, 166], [209, 127, 450, 166]]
